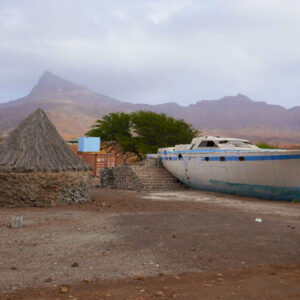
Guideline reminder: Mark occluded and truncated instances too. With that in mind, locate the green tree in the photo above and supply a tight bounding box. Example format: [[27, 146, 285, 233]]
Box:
[[131, 111, 197, 154], [86, 111, 197, 160], [86, 112, 142, 159], [86, 112, 131, 141]]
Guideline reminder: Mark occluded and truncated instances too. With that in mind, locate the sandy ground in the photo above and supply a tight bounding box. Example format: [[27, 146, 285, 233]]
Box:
[[1, 188, 300, 299]]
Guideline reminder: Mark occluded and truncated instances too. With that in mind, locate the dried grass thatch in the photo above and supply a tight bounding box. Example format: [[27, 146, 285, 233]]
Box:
[[0, 109, 92, 172]]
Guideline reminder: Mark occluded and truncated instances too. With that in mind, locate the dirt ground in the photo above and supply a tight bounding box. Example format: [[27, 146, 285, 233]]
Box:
[[1, 188, 300, 299]]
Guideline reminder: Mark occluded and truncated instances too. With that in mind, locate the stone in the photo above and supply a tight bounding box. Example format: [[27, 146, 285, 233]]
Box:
[[170, 293, 180, 298], [11, 216, 23, 228], [83, 277, 91, 283], [152, 290, 165, 297], [60, 286, 69, 293], [256, 264, 265, 268], [71, 262, 79, 268]]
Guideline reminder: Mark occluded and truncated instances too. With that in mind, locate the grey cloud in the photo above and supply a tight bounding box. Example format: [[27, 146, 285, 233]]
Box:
[[0, 0, 300, 107]]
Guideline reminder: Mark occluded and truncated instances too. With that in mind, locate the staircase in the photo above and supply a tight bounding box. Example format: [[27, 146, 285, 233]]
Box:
[[100, 158, 185, 191]]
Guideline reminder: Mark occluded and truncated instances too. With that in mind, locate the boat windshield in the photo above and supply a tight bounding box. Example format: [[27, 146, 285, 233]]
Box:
[[198, 141, 218, 147]]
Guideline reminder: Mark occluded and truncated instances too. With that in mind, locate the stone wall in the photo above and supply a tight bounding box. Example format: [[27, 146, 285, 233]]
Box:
[[101, 166, 143, 190], [100, 158, 184, 191], [0, 171, 92, 207]]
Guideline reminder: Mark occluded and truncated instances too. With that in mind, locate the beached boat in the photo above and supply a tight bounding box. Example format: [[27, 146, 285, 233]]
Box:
[[157, 136, 300, 201]]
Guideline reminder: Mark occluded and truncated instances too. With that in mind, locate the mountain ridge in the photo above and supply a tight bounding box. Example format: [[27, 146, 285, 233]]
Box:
[[0, 71, 299, 144]]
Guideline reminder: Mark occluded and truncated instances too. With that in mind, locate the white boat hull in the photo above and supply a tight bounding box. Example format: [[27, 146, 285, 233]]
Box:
[[160, 150, 300, 201]]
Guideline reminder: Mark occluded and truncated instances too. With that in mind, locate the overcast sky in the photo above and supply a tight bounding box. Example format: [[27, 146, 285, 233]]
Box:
[[1, 0, 300, 107]]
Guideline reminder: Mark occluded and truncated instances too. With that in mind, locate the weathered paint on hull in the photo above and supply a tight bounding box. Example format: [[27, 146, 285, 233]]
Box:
[[160, 151, 300, 202], [196, 180, 300, 201]]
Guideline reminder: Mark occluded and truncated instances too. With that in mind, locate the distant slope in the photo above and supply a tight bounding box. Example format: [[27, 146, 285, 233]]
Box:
[[184, 95, 300, 131], [0, 71, 128, 138], [0, 71, 299, 143]]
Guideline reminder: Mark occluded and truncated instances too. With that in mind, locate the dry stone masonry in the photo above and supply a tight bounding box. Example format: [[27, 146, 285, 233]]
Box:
[[100, 158, 185, 191], [0, 171, 91, 207]]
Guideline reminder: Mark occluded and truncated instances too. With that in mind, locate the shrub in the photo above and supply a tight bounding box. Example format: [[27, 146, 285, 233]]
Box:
[[256, 142, 276, 149]]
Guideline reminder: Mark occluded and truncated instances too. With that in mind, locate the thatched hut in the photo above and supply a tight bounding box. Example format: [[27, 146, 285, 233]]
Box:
[[0, 109, 92, 207]]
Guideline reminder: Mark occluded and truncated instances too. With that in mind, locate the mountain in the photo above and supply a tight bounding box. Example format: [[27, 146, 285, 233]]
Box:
[[0, 71, 299, 143], [184, 94, 300, 131], [0, 71, 127, 138]]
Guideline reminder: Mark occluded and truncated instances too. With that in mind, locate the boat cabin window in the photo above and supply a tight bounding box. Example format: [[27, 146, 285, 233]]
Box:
[[198, 140, 217, 147], [231, 141, 253, 147], [190, 144, 195, 150], [217, 140, 254, 147]]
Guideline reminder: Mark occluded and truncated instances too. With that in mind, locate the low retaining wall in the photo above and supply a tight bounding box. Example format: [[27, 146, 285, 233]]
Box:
[[0, 171, 92, 207]]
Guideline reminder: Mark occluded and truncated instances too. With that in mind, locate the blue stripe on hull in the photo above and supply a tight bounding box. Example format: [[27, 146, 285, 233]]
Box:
[[205, 154, 300, 161], [199, 180, 300, 202], [161, 154, 300, 162], [159, 149, 285, 154]]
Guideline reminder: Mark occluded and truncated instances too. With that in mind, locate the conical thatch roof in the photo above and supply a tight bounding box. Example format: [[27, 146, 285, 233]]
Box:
[[0, 109, 92, 172]]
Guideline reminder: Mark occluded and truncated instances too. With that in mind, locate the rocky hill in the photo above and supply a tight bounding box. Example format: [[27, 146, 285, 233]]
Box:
[[0, 71, 299, 144]]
